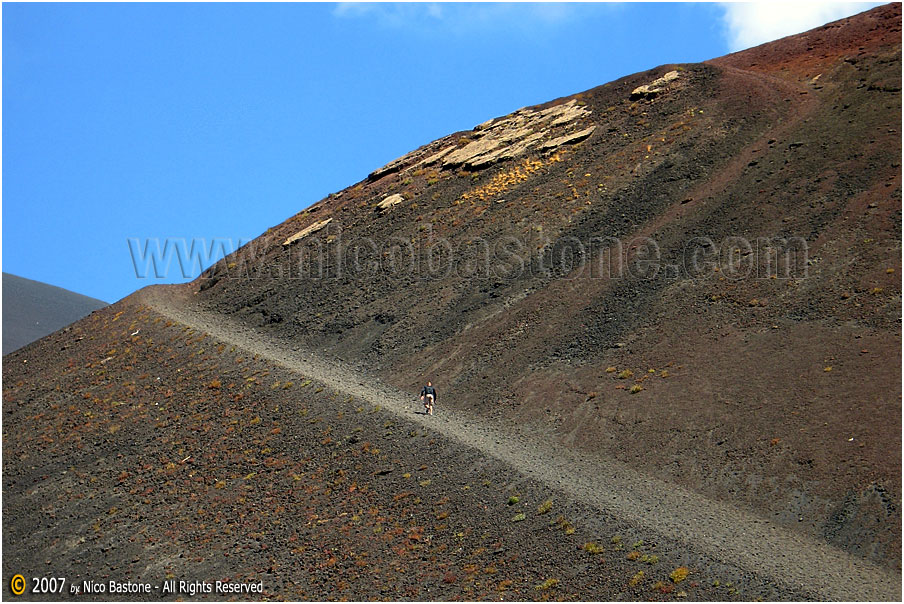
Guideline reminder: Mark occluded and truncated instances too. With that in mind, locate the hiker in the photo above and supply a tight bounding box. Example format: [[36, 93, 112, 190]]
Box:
[[420, 381, 436, 415]]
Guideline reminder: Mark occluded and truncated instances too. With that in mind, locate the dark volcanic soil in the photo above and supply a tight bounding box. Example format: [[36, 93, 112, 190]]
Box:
[[3, 4, 902, 602], [3, 287, 898, 601], [194, 2, 901, 574], [1, 291, 803, 601]]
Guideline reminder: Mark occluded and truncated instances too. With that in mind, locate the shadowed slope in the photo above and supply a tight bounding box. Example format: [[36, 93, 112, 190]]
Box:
[[2, 273, 108, 355]]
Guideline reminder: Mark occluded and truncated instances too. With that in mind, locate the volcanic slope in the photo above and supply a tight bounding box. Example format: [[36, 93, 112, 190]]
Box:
[[2, 273, 108, 355], [3, 3, 901, 602], [196, 2, 902, 571]]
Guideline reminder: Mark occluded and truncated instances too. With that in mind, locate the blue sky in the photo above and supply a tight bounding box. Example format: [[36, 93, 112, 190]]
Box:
[[1, 2, 884, 303]]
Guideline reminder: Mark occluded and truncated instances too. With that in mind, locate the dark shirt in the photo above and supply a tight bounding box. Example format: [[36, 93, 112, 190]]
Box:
[[421, 385, 436, 400]]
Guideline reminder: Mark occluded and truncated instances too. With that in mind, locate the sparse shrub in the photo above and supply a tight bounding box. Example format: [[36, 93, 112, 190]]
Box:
[[640, 554, 659, 565], [630, 384, 644, 394], [419, 479, 432, 487], [537, 499, 553, 514], [632, 539, 644, 548], [670, 567, 689, 583], [652, 580, 674, 594], [512, 512, 526, 522], [207, 379, 222, 389], [628, 571, 644, 587], [283, 381, 294, 389], [660, 370, 670, 378], [583, 542, 604, 554], [508, 495, 520, 505], [626, 551, 641, 561], [617, 369, 634, 379], [534, 578, 559, 590], [553, 515, 575, 534], [611, 535, 622, 545]]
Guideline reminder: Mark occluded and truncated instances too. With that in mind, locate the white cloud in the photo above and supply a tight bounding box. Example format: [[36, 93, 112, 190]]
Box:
[[332, 2, 619, 35], [333, 2, 445, 27], [720, 1, 886, 52]]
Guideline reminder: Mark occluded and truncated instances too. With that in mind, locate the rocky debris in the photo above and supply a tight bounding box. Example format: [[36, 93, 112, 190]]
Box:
[[375, 193, 404, 213], [443, 137, 502, 168], [367, 99, 593, 177], [413, 145, 456, 169], [368, 141, 441, 181], [630, 70, 680, 100], [539, 126, 596, 150], [433, 99, 593, 170], [549, 103, 589, 126], [467, 132, 547, 169], [282, 217, 333, 246], [368, 154, 412, 181]]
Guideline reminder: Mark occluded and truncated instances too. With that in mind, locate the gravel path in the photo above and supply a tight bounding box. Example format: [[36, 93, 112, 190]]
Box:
[[142, 286, 900, 601]]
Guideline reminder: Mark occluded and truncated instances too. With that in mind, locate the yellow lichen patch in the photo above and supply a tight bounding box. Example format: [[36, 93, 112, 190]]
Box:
[[460, 153, 566, 203]]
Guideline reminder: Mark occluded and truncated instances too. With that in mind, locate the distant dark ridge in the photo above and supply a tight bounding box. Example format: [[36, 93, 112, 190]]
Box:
[[2, 272, 108, 355]]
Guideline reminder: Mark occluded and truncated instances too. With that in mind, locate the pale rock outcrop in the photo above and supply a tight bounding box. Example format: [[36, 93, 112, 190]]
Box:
[[282, 218, 333, 246], [370, 98, 596, 176], [630, 70, 680, 100], [539, 126, 597, 150], [440, 99, 594, 170], [442, 138, 502, 168], [375, 193, 405, 213]]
